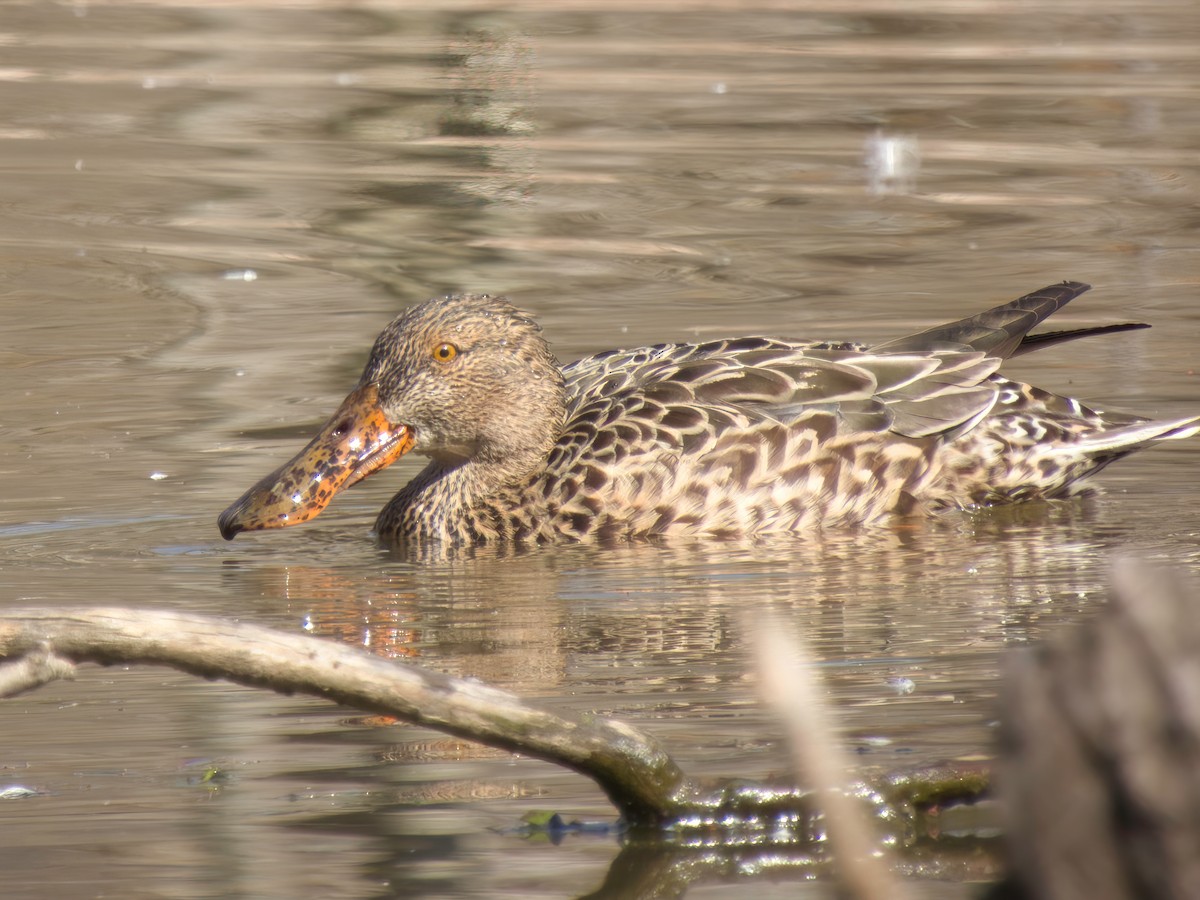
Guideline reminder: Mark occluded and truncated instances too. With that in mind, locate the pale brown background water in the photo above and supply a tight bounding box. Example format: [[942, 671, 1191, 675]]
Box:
[[2, 1, 1199, 897]]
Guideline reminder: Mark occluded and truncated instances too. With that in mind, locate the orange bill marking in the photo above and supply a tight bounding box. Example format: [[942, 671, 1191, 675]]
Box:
[[218, 383, 415, 539]]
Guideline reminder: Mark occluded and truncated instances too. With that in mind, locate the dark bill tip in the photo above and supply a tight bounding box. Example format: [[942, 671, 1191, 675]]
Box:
[[218, 507, 247, 541]]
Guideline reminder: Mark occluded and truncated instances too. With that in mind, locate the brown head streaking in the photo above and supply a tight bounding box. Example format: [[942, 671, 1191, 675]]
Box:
[[218, 284, 1199, 549]]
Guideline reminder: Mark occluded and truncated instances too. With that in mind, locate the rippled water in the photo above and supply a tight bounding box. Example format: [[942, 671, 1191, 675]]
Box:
[[2, 1, 1200, 897]]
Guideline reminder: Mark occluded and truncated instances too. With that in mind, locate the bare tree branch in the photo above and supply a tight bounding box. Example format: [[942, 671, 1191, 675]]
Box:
[[0, 641, 77, 697], [0, 607, 692, 826]]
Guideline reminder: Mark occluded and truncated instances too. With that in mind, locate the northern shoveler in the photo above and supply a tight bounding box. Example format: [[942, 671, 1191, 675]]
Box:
[[218, 282, 1198, 548]]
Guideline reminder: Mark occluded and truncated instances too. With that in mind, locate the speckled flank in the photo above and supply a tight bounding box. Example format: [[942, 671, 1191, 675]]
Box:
[[221, 284, 1200, 549]]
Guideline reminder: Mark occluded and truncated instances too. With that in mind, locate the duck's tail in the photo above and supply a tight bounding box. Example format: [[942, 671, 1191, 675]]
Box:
[[943, 412, 1200, 506], [1064, 414, 1200, 462], [875, 281, 1149, 360], [1011, 321, 1150, 357]]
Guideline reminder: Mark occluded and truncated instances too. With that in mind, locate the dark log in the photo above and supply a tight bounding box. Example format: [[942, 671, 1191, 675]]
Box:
[[1000, 561, 1200, 900]]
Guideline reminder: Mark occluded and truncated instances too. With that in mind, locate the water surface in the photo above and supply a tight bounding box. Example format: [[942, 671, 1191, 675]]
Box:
[[2, 1, 1200, 897]]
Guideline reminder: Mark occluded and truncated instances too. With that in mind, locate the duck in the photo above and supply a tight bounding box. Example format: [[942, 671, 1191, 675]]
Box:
[[218, 282, 1199, 549]]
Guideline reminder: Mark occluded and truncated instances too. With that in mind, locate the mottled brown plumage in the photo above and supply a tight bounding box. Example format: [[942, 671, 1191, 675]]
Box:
[[218, 282, 1199, 549]]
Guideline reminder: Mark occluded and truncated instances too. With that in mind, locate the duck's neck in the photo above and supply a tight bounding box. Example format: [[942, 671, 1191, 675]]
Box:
[[375, 416, 565, 545], [374, 458, 504, 542], [377, 352, 568, 545]]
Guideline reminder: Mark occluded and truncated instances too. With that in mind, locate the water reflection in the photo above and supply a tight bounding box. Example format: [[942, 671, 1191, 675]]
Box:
[[229, 499, 1119, 758]]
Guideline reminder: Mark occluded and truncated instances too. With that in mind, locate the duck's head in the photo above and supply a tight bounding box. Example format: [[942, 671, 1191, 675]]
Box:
[[218, 294, 565, 540]]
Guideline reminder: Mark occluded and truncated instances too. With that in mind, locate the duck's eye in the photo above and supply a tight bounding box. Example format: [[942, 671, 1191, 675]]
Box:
[[432, 342, 458, 362]]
